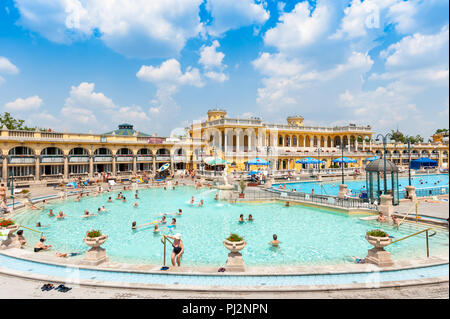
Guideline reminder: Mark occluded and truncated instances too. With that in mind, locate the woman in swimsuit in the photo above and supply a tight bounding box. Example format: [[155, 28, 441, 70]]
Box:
[[165, 233, 184, 267], [161, 216, 167, 224]]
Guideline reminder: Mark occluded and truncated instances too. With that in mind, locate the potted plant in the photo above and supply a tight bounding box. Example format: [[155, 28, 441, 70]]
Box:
[[84, 229, 108, 248], [223, 233, 246, 253], [365, 229, 392, 249], [0, 219, 19, 235], [239, 178, 246, 198]]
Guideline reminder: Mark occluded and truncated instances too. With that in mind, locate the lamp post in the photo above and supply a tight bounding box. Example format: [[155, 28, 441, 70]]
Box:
[[211, 146, 216, 176], [265, 146, 272, 177], [376, 133, 393, 194], [316, 147, 323, 173], [340, 142, 345, 185], [404, 137, 412, 186]]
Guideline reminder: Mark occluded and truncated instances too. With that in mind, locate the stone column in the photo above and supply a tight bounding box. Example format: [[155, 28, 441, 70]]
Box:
[[338, 184, 348, 199], [63, 155, 68, 180], [224, 130, 228, 156], [405, 185, 416, 201], [35, 158, 40, 181], [132, 155, 137, 175], [170, 153, 175, 175], [89, 156, 94, 178], [152, 153, 156, 175], [112, 156, 116, 176], [2, 156, 7, 183], [362, 139, 366, 151], [379, 194, 394, 218]]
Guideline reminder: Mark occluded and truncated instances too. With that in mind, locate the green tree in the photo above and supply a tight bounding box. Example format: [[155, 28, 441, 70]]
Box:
[[0, 112, 45, 131], [435, 128, 449, 134], [390, 130, 405, 143]]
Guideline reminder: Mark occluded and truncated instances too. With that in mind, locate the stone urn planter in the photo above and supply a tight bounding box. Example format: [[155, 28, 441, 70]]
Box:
[[364, 232, 394, 267], [0, 222, 20, 249], [223, 236, 246, 272], [83, 233, 109, 265]]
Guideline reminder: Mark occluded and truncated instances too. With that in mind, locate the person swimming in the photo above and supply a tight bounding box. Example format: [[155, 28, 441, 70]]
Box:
[[101, 206, 107, 212], [122, 196, 126, 202], [97, 208, 102, 214], [107, 197, 112, 202], [238, 214, 244, 223], [133, 202, 138, 207], [214, 193, 219, 201], [198, 199, 204, 207], [161, 216, 167, 224], [178, 208, 182, 216], [190, 196, 195, 205], [56, 211, 66, 219], [48, 209, 55, 217], [132, 221, 137, 230], [169, 218, 176, 226], [285, 201, 290, 207], [269, 234, 280, 247], [154, 224, 159, 233], [247, 214, 254, 221], [82, 210, 97, 218]]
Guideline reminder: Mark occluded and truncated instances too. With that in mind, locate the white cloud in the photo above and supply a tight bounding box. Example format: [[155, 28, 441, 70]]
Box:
[[4, 95, 42, 111], [14, 0, 203, 58], [199, 40, 225, 70], [64, 82, 117, 110], [0, 56, 19, 74], [265, 1, 332, 51], [206, 0, 269, 36], [137, 59, 203, 87], [204, 71, 228, 82], [61, 106, 97, 125], [198, 40, 228, 82], [381, 25, 449, 70]]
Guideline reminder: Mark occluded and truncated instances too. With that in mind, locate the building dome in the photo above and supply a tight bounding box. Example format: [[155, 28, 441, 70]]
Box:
[[207, 109, 227, 121], [365, 158, 398, 172], [103, 124, 150, 137]]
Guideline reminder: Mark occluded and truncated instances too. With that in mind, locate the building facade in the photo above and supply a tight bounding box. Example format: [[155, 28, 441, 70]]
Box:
[[0, 109, 448, 183]]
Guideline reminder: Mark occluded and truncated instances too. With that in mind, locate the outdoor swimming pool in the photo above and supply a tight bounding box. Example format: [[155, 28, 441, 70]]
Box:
[[12, 186, 449, 267], [273, 174, 449, 197]]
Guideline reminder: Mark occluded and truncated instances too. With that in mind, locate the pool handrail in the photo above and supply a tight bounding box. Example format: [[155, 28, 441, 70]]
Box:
[[397, 200, 419, 226], [390, 227, 437, 258]]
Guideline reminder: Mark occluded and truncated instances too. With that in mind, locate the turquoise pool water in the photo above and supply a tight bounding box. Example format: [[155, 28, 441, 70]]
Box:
[[12, 186, 449, 267], [273, 174, 449, 196]]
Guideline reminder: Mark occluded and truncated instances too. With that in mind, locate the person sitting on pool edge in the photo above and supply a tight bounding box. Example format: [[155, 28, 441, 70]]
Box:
[[34, 237, 51, 252], [165, 233, 184, 267], [238, 214, 244, 223], [16, 230, 27, 247], [269, 234, 280, 247]]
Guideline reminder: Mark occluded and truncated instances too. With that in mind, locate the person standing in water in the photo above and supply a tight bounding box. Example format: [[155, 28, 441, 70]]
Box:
[[165, 233, 184, 267]]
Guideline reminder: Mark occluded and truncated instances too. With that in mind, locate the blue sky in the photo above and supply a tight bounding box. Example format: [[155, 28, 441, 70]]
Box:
[[0, 0, 448, 138]]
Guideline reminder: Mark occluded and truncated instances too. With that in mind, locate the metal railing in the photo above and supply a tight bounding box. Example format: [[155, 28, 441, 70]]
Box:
[[390, 227, 437, 257]]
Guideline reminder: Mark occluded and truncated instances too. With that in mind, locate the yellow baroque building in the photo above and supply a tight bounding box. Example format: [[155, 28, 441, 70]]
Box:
[[0, 110, 448, 184]]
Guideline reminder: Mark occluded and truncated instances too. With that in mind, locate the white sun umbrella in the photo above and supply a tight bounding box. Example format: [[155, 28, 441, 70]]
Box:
[[158, 163, 170, 172]]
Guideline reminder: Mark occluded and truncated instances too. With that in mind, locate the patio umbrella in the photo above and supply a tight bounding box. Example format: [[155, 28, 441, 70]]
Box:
[[248, 171, 260, 175], [295, 157, 324, 164], [205, 158, 229, 166], [246, 157, 269, 165], [332, 157, 357, 163], [158, 163, 170, 172], [365, 156, 379, 162]]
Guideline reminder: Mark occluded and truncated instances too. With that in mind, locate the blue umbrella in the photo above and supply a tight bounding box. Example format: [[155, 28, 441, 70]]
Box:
[[246, 157, 269, 165], [158, 163, 170, 172], [332, 157, 357, 163], [365, 156, 379, 162], [296, 157, 324, 164], [248, 171, 260, 175]]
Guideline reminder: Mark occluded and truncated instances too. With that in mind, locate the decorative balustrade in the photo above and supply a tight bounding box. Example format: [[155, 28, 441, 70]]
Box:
[[40, 155, 64, 163], [94, 156, 113, 162], [68, 155, 90, 163], [8, 156, 35, 164], [116, 155, 134, 162], [137, 155, 153, 161], [155, 155, 171, 161]]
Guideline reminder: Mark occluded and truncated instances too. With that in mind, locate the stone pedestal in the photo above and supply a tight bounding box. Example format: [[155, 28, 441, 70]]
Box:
[[217, 185, 234, 200], [83, 247, 109, 265], [405, 186, 416, 201], [223, 240, 246, 272], [83, 235, 108, 265], [337, 184, 348, 199], [364, 235, 394, 267], [379, 194, 394, 218], [225, 251, 245, 272], [264, 178, 274, 188]]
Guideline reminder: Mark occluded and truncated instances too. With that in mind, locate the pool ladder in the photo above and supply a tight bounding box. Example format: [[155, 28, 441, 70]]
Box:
[[389, 227, 437, 258], [160, 235, 173, 267]]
